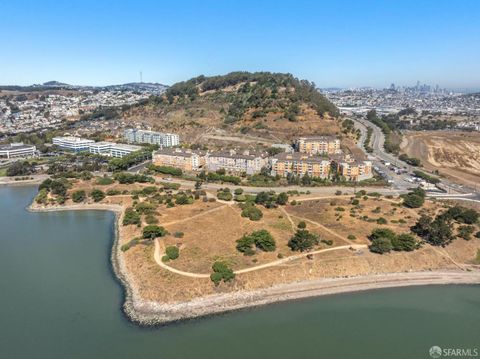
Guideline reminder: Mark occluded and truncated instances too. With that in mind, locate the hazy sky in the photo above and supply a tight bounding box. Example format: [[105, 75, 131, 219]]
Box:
[[1, 0, 479, 89]]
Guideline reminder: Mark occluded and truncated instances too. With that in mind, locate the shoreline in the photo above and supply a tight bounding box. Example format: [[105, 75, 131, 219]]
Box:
[[27, 202, 480, 326]]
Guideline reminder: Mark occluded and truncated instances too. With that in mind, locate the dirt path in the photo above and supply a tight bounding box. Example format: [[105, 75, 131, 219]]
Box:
[[154, 238, 367, 278]]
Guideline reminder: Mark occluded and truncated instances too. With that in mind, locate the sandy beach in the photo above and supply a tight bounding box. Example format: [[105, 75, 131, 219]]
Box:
[[26, 201, 480, 325]]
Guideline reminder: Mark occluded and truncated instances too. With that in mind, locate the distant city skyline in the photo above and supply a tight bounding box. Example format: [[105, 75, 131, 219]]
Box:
[[1, 0, 479, 90]]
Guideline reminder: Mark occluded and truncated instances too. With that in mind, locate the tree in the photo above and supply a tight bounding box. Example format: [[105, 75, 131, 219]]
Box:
[[210, 261, 235, 285], [369, 237, 393, 254], [457, 225, 475, 240], [123, 207, 141, 226], [142, 225, 167, 239], [6, 161, 35, 176], [369, 228, 396, 242], [297, 221, 307, 229], [236, 230, 276, 255], [288, 229, 319, 252], [426, 218, 453, 246], [276, 192, 289, 205], [411, 215, 433, 237], [165, 246, 179, 260], [90, 189, 105, 202], [403, 193, 425, 208], [241, 205, 263, 221], [71, 190, 86, 203], [391, 233, 417, 251]]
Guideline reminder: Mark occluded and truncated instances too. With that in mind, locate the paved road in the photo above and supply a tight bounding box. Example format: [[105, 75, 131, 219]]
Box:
[[351, 116, 480, 203]]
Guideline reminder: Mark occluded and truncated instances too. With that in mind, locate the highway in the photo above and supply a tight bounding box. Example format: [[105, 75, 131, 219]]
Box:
[[350, 115, 480, 203]]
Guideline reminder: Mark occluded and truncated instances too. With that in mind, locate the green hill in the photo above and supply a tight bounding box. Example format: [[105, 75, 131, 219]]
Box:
[[123, 72, 340, 144]]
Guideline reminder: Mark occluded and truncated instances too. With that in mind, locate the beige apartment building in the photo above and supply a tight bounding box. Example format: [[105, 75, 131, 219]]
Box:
[[337, 155, 373, 181], [270, 152, 331, 178], [152, 148, 205, 172], [295, 136, 341, 155], [206, 150, 269, 175]]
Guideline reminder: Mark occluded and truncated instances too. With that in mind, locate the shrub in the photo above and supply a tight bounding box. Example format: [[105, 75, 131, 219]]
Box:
[[351, 199, 360, 206], [173, 231, 184, 238], [391, 233, 417, 251], [95, 176, 114, 185], [145, 214, 159, 224], [377, 217, 388, 225], [90, 189, 105, 202], [321, 239, 333, 246], [369, 237, 393, 254], [335, 190, 342, 196], [71, 190, 86, 203], [142, 225, 167, 239], [165, 246, 179, 260], [297, 221, 307, 229], [210, 261, 235, 285], [120, 238, 140, 252], [403, 193, 425, 208], [457, 225, 475, 240], [347, 234, 357, 240], [123, 207, 141, 226], [106, 189, 121, 196], [288, 229, 319, 252], [241, 205, 263, 221], [217, 190, 233, 201], [234, 188, 244, 195], [234, 194, 247, 202]]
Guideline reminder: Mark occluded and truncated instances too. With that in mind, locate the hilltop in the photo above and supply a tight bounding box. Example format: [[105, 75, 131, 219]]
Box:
[[122, 72, 341, 145]]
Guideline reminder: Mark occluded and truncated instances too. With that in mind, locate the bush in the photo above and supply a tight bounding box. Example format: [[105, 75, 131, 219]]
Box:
[[457, 225, 475, 240], [145, 214, 159, 224], [377, 217, 388, 225], [297, 221, 307, 229], [369, 237, 393, 254], [217, 189, 233, 201], [347, 234, 357, 240], [241, 205, 263, 221], [351, 199, 360, 206], [173, 231, 184, 238], [142, 225, 167, 239], [123, 207, 141, 226], [288, 229, 319, 252], [210, 261, 235, 285], [95, 176, 114, 185], [120, 238, 140, 252], [335, 190, 342, 196], [403, 193, 425, 208], [234, 188, 244, 195], [90, 189, 105, 202], [236, 229, 276, 255], [165, 246, 179, 260], [106, 189, 121, 196], [71, 190, 86, 203], [391, 233, 417, 251], [234, 194, 247, 202]]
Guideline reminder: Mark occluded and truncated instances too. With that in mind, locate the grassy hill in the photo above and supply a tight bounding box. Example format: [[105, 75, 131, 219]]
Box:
[[122, 72, 341, 145]]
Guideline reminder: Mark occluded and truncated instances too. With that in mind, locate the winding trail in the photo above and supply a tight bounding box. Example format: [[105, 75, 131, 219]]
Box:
[[154, 239, 367, 278]]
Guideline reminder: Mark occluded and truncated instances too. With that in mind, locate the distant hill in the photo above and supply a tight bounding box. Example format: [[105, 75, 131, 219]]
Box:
[[0, 81, 168, 94], [42, 81, 72, 87], [122, 71, 341, 143]]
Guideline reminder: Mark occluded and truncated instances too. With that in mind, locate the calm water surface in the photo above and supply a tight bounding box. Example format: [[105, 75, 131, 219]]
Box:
[[0, 186, 478, 359]]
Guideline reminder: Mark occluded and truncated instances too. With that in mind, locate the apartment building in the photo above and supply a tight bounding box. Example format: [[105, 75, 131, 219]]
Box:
[[336, 156, 373, 181], [88, 142, 142, 158], [270, 152, 331, 178], [295, 136, 341, 155], [124, 129, 179, 148], [152, 148, 205, 172], [52, 136, 95, 152], [0, 143, 37, 158], [206, 150, 269, 175]]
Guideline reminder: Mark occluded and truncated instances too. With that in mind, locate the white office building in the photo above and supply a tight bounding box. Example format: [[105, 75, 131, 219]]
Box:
[[0, 143, 37, 158], [124, 129, 179, 148], [88, 142, 142, 158], [52, 136, 95, 152]]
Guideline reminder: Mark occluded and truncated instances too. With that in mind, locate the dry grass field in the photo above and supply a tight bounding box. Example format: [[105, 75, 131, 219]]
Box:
[[34, 178, 480, 304], [401, 131, 480, 187]]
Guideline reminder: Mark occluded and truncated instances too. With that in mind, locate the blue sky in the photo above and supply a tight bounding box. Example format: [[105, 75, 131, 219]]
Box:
[[1, 0, 479, 89]]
